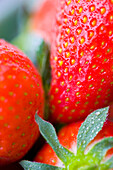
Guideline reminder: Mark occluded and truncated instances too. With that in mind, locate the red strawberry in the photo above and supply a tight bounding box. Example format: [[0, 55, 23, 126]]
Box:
[[49, 0, 113, 123], [0, 39, 44, 165], [20, 107, 113, 169], [30, 0, 58, 43], [34, 120, 113, 167]]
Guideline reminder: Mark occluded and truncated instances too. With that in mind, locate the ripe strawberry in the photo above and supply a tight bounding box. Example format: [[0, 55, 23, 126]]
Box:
[[21, 107, 113, 169], [30, 0, 58, 43], [0, 39, 44, 165], [49, 0, 113, 123]]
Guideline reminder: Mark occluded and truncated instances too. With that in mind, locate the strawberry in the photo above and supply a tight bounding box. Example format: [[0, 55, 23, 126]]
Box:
[[20, 107, 113, 169], [30, 0, 58, 43], [0, 39, 44, 165], [49, 0, 113, 123]]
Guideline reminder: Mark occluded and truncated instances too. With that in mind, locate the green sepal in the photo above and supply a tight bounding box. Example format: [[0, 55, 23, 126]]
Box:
[[35, 114, 75, 166], [77, 107, 109, 154], [86, 137, 113, 164], [20, 160, 64, 170], [102, 156, 113, 169]]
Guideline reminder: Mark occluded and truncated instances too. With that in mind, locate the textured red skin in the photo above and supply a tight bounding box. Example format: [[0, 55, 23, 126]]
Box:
[[49, 0, 113, 123], [0, 39, 44, 165], [34, 120, 113, 167], [30, 0, 58, 43]]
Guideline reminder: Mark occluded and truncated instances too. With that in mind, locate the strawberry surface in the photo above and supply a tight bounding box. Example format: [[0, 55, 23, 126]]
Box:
[[34, 120, 113, 167], [49, 0, 113, 123], [0, 39, 44, 165]]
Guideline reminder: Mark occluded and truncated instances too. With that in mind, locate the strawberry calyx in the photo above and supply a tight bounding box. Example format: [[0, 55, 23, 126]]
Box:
[[20, 107, 113, 170]]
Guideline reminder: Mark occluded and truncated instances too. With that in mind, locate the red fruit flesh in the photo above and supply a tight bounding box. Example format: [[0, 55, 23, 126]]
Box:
[[0, 39, 44, 165], [49, 0, 113, 123], [34, 120, 113, 167]]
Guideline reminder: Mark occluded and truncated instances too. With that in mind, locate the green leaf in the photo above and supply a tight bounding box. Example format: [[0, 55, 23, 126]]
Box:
[[35, 114, 75, 166], [86, 137, 113, 164], [20, 160, 64, 170], [77, 107, 109, 154], [103, 156, 113, 169]]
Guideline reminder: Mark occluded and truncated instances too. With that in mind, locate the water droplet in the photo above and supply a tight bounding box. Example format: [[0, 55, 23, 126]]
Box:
[[95, 111, 100, 116], [92, 121, 94, 124]]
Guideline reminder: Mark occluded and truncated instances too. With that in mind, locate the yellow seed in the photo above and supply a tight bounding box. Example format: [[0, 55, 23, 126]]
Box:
[[61, 81, 64, 86], [68, 116, 72, 120], [91, 19, 97, 27], [81, 110, 85, 113], [77, 28, 82, 35], [89, 84, 93, 88], [95, 101, 99, 105], [77, 81, 80, 85], [64, 106, 69, 110], [69, 75, 73, 80], [85, 101, 89, 105], [64, 42, 68, 48], [55, 88, 59, 92], [97, 95, 101, 98], [59, 48, 62, 54], [92, 65, 96, 68], [71, 109, 76, 113], [83, 16, 87, 23], [64, 68, 68, 73], [65, 97, 69, 102], [71, 9, 75, 15], [90, 5, 95, 12], [86, 94, 90, 97], [88, 75, 91, 79], [110, 0, 113, 3], [85, 61, 89, 64], [64, 18, 68, 23], [71, 37, 74, 43], [0, 116, 3, 120], [0, 96, 5, 101], [58, 100, 61, 104], [79, 7, 83, 13], [90, 45, 95, 50], [71, 59, 75, 65], [98, 88, 102, 91], [80, 37, 85, 44], [110, 15, 113, 21], [50, 95, 54, 100], [76, 92, 80, 96], [109, 30, 112, 36], [100, 7, 106, 15], [67, 28, 70, 34], [79, 68, 82, 72], [59, 60, 63, 66], [74, 20, 78, 26], [89, 31, 94, 38], [66, 52, 70, 58], [101, 78, 105, 82], [101, 41, 105, 47], [57, 72, 61, 77], [67, 0, 71, 5], [80, 51, 84, 57]]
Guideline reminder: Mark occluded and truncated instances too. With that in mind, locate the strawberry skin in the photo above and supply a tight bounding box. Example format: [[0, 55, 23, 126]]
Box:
[[49, 0, 113, 123], [0, 39, 44, 165], [34, 120, 113, 167]]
